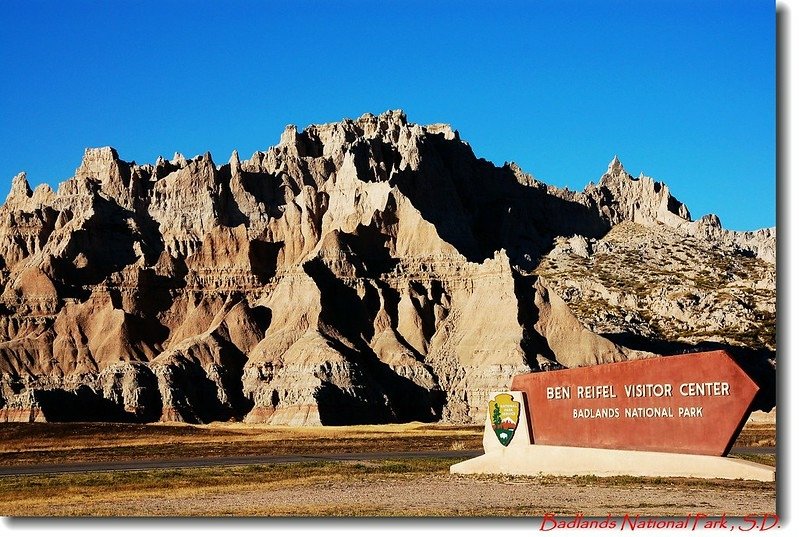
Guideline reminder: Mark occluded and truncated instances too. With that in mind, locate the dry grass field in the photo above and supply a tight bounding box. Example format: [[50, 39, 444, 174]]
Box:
[[0, 421, 483, 467], [0, 458, 777, 517], [0, 416, 776, 517]]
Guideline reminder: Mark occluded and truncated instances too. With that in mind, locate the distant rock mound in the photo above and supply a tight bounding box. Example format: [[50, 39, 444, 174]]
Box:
[[0, 111, 776, 424]]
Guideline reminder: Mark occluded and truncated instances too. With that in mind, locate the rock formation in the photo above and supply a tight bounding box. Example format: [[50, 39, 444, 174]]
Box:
[[0, 111, 776, 424]]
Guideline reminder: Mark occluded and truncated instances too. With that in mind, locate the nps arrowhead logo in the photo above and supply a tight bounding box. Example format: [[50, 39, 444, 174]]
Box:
[[489, 393, 520, 447]]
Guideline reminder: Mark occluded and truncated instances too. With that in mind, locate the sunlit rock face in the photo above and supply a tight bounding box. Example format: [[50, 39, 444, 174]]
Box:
[[0, 111, 775, 424]]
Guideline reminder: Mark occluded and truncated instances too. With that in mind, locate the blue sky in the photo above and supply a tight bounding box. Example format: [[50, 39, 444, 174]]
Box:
[[0, 0, 775, 231]]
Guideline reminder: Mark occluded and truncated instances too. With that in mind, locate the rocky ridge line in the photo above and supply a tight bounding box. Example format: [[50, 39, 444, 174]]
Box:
[[0, 110, 775, 424]]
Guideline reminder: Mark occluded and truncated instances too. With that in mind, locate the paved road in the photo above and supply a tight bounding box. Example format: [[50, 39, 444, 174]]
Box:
[[0, 449, 485, 477], [0, 446, 774, 477]]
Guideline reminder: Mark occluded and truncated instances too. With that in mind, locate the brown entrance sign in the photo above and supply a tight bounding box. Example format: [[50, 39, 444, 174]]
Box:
[[510, 350, 759, 456]]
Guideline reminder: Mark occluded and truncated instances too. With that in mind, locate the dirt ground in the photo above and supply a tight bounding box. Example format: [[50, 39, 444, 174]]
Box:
[[104, 475, 776, 517]]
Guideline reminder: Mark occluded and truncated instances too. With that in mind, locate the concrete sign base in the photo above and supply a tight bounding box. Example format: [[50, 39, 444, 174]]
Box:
[[450, 390, 775, 482], [450, 443, 775, 482]]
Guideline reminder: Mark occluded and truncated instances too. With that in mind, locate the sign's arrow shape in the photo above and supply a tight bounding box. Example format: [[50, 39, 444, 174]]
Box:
[[510, 350, 760, 456]]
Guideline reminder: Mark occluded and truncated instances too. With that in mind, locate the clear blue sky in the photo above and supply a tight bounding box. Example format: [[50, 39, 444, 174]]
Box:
[[0, 0, 775, 231]]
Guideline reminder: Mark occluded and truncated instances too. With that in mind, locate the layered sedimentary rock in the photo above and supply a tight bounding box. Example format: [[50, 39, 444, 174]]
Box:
[[0, 111, 776, 424]]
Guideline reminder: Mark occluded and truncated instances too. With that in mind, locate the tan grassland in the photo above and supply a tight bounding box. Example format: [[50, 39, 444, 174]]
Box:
[[0, 458, 777, 517], [0, 421, 483, 467], [0, 420, 776, 517]]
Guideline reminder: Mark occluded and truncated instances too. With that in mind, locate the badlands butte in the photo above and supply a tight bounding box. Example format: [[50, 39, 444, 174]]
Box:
[[0, 111, 776, 425]]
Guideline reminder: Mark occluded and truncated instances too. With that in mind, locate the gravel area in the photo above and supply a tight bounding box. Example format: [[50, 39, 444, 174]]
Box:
[[88, 474, 776, 517]]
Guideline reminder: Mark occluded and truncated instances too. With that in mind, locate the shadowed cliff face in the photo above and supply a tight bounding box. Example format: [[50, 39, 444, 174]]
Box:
[[0, 111, 776, 424]]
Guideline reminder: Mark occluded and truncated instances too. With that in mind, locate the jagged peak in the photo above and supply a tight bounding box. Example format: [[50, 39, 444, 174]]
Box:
[[357, 109, 407, 125], [83, 146, 120, 161], [6, 172, 32, 202], [698, 213, 722, 228], [505, 161, 541, 187], [33, 183, 53, 195], [279, 124, 299, 147], [171, 152, 188, 167], [606, 155, 626, 176], [380, 109, 407, 121], [75, 147, 122, 176], [426, 122, 459, 140], [31, 183, 55, 203], [297, 109, 409, 139]]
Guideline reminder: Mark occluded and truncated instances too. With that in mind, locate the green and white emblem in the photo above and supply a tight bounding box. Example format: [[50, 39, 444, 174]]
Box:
[[489, 393, 520, 447]]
